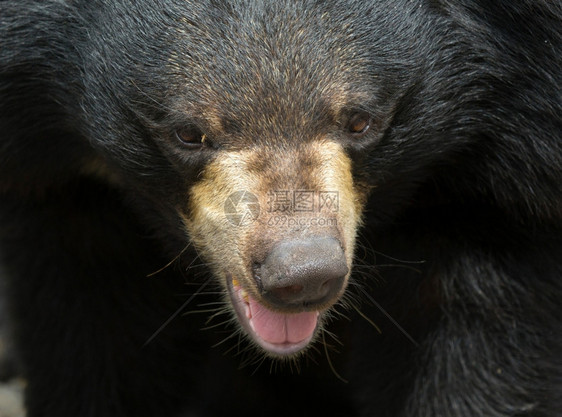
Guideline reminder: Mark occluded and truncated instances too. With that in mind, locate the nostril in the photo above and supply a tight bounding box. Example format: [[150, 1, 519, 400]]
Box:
[[321, 278, 336, 293]]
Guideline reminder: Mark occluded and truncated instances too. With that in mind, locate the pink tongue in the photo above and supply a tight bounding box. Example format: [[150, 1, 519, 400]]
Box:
[[248, 297, 318, 344]]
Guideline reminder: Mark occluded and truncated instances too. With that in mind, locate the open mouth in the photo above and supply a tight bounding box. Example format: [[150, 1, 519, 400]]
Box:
[[226, 274, 321, 357]]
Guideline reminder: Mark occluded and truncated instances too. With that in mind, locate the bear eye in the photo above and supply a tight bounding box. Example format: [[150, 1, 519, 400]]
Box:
[[175, 126, 206, 149], [346, 112, 371, 137]]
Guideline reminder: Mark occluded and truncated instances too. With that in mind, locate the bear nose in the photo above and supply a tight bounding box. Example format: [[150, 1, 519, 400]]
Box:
[[254, 237, 348, 308]]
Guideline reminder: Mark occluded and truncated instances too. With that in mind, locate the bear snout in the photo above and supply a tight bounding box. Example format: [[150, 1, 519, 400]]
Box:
[[254, 237, 349, 309]]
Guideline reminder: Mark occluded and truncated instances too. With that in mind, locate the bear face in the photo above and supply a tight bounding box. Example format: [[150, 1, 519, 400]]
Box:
[[76, 1, 408, 357]]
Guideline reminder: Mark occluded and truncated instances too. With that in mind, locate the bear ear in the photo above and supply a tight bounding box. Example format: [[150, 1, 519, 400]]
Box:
[[346, 111, 372, 138], [175, 125, 207, 149]]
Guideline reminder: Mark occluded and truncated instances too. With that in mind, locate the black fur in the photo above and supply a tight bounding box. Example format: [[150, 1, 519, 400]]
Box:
[[1, 1, 561, 416]]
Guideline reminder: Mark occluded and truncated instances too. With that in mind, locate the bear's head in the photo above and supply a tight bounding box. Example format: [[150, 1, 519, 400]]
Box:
[[78, 1, 414, 358], [169, 3, 377, 356]]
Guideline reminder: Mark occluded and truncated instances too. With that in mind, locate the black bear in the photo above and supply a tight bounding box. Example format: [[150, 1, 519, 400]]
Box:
[[1, 0, 560, 416]]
